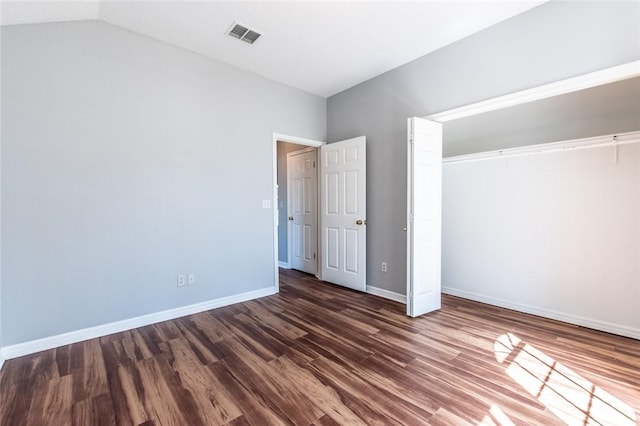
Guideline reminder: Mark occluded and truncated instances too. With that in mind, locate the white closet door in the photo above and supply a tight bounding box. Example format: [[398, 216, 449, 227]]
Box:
[[407, 118, 442, 317]]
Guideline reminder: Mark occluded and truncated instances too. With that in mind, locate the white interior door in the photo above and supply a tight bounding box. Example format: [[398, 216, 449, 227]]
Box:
[[287, 148, 317, 275], [320, 136, 366, 291], [407, 117, 442, 317]]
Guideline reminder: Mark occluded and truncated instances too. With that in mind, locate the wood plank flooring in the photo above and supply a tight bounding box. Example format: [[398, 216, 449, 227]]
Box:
[[2, 269, 639, 425]]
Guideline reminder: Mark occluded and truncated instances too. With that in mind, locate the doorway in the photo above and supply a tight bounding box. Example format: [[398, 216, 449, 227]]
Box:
[[273, 134, 324, 292], [272, 133, 368, 294]]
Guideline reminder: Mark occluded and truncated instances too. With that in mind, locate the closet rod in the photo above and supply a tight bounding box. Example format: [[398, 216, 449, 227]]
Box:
[[444, 131, 640, 165]]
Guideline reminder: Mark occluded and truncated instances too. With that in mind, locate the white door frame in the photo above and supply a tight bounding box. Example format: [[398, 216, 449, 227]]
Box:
[[272, 133, 324, 293]]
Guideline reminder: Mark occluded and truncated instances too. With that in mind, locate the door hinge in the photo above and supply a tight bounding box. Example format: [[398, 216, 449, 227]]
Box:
[[313, 253, 316, 259], [408, 213, 414, 222], [313, 160, 316, 168]]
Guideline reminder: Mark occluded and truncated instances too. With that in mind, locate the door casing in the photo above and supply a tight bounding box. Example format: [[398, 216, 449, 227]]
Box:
[[273, 133, 324, 293]]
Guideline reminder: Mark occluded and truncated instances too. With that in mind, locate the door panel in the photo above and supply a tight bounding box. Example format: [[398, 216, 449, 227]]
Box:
[[407, 118, 442, 317], [303, 178, 312, 213], [293, 224, 301, 260], [320, 136, 366, 291], [326, 173, 339, 214], [287, 148, 318, 274], [345, 170, 359, 214], [345, 229, 359, 273], [326, 227, 340, 270], [304, 225, 312, 261]]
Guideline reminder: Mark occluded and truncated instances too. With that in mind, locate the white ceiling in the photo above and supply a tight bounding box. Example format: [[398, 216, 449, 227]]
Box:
[[1, 1, 546, 97]]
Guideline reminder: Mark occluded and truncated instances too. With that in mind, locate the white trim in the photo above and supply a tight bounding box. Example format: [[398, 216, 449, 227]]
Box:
[[0, 350, 5, 371], [272, 133, 325, 292], [443, 131, 640, 165], [278, 261, 290, 269], [273, 133, 325, 148], [2, 286, 275, 360], [425, 61, 640, 123], [366, 285, 406, 304], [442, 287, 640, 340], [273, 135, 280, 292]]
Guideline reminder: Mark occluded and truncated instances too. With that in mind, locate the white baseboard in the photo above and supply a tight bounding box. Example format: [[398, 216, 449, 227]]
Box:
[[2, 286, 276, 360], [366, 285, 406, 304], [0, 350, 4, 371], [278, 261, 290, 269], [442, 286, 640, 340]]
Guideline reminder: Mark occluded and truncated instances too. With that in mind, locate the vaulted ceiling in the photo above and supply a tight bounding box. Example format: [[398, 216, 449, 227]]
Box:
[[1, 1, 546, 97]]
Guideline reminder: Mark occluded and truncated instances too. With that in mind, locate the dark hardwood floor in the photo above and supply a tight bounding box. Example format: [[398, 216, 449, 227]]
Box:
[[1, 269, 639, 425]]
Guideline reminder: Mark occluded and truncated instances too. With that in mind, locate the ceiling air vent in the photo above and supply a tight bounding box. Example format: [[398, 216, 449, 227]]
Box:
[[227, 22, 261, 45]]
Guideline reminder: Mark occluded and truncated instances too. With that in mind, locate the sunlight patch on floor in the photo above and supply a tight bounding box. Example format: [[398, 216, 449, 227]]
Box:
[[493, 333, 637, 426], [478, 405, 516, 426]]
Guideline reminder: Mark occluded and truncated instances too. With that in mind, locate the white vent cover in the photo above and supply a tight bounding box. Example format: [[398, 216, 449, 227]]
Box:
[[226, 22, 261, 45]]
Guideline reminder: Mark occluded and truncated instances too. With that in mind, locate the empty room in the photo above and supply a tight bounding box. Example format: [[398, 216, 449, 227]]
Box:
[[1, 1, 639, 425]]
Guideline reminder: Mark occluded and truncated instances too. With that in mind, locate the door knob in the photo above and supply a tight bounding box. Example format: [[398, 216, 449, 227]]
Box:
[[356, 219, 364, 225]]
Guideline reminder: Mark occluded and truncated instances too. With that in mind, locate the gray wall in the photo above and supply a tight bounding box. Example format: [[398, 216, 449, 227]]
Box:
[[327, 1, 640, 295], [445, 77, 640, 156], [1, 20, 326, 345], [276, 142, 308, 263]]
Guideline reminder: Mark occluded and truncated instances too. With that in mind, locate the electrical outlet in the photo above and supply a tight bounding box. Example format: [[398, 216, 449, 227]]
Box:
[[188, 273, 195, 285], [177, 274, 186, 287], [381, 262, 387, 272]]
